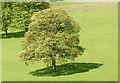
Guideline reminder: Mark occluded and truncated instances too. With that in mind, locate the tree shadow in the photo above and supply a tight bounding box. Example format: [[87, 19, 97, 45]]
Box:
[[0, 31, 25, 39], [29, 62, 103, 77]]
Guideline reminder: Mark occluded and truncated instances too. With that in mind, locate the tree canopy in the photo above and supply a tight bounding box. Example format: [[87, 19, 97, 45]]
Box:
[[1, 2, 50, 36], [20, 8, 85, 72]]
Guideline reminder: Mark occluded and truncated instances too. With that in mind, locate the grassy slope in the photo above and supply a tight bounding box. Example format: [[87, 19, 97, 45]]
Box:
[[2, 2, 118, 81]]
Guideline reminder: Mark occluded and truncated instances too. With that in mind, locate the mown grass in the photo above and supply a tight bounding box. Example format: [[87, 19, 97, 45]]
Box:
[[2, 2, 118, 81]]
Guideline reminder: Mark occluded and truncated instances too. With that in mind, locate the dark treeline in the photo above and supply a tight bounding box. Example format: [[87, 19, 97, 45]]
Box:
[[1, 2, 50, 36]]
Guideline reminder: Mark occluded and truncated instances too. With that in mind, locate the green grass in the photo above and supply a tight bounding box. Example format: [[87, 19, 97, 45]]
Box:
[[2, 2, 118, 81]]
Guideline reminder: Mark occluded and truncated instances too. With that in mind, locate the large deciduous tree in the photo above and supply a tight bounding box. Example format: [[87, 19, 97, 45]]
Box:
[[20, 8, 85, 72]]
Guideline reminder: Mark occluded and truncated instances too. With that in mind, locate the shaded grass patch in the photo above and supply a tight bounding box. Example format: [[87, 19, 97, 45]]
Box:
[[29, 62, 103, 77], [0, 31, 25, 39]]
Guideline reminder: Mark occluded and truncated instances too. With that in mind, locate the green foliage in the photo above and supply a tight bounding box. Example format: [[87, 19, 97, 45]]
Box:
[[11, 2, 50, 30], [1, 2, 50, 36], [20, 8, 84, 66], [1, 2, 12, 31]]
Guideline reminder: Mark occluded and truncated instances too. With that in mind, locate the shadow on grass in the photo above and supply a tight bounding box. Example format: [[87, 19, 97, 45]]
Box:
[[29, 62, 103, 77], [0, 31, 25, 39]]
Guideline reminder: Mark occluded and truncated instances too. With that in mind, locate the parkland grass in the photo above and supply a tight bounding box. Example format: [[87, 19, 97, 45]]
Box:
[[2, 2, 118, 81]]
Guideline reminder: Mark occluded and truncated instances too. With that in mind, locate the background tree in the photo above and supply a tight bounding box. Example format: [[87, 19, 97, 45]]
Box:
[[1, 2, 50, 36], [20, 8, 85, 72], [1, 2, 12, 36], [11, 2, 50, 32]]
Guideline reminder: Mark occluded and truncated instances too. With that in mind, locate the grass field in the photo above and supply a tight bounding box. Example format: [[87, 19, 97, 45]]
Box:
[[2, 2, 118, 81]]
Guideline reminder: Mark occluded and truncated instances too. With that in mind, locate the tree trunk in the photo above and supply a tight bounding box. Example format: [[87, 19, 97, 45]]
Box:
[[51, 56, 56, 72], [5, 29, 8, 36]]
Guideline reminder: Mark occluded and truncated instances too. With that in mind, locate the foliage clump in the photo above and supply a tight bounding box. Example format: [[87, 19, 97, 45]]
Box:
[[1, 2, 50, 36], [20, 8, 84, 71]]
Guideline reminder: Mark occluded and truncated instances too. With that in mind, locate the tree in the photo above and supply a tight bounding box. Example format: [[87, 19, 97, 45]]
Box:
[[11, 2, 50, 31], [1, 2, 50, 36], [20, 8, 85, 72], [1, 2, 12, 36]]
